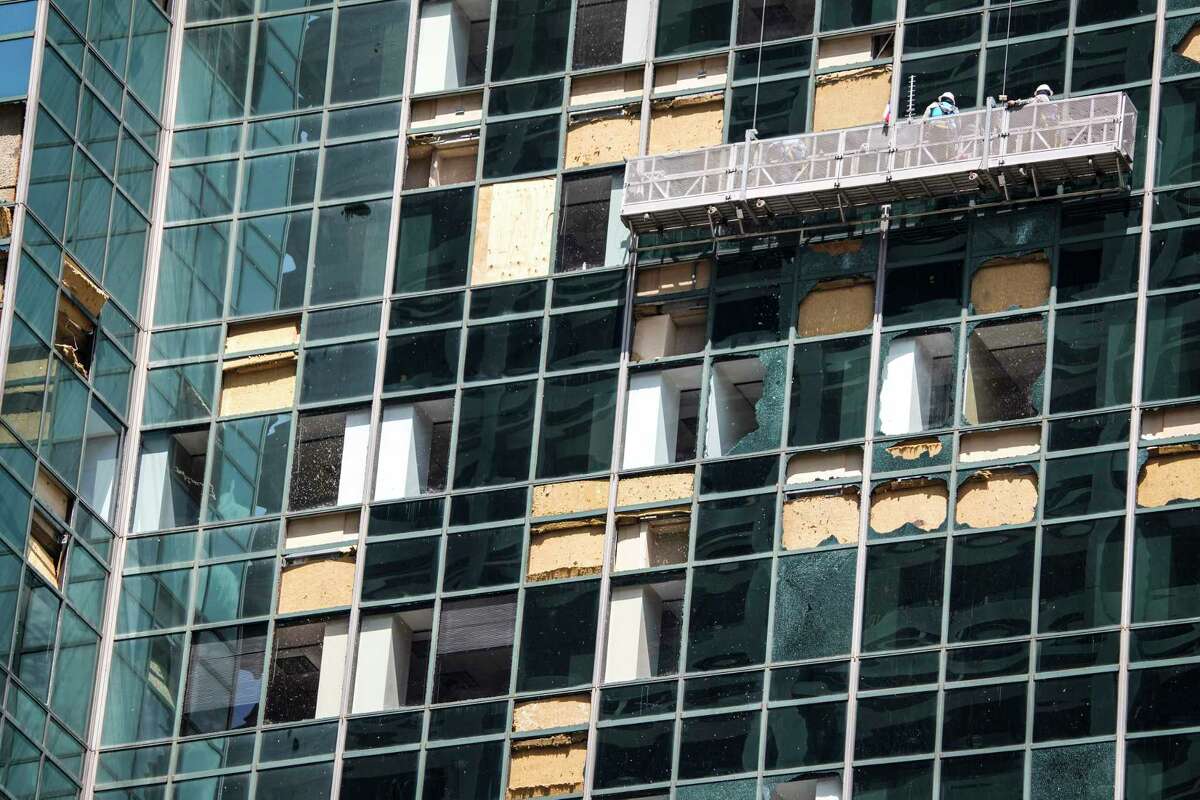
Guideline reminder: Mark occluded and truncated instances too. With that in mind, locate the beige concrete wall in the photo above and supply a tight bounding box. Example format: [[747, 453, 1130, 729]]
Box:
[[527, 522, 605, 582], [226, 317, 300, 354], [615, 470, 694, 506], [970, 253, 1051, 314], [506, 734, 587, 800], [636, 260, 712, 297], [571, 70, 642, 106], [782, 489, 860, 550], [565, 112, 641, 168], [532, 479, 611, 517], [648, 94, 724, 155], [813, 66, 892, 132], [1142, 404, 1200, 441], [786, 448, 863, 484], [870, 479, 949, 534], [955, 469, 1039, 528], [220, 353, 297, 416], [796, 279, 874, 337], [410, 92, 483, 130], [1138, 446, 1200, 508], [0, 103, 22, 202], [513, 695, 591, 732], [471, 178, 556, 285], [278, 556, 356, 613], [653, 57, 727, 93], [959, 426, 1041, 463], [286, 512, 359, 550], [35, 469, 71, 521]]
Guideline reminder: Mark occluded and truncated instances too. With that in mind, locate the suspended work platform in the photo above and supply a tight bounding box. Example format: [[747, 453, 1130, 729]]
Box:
[[620, 92, 1136, 235]]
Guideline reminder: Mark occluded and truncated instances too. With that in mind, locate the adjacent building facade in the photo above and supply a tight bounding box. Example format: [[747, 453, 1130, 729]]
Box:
[[0, 0, 1194, 797]]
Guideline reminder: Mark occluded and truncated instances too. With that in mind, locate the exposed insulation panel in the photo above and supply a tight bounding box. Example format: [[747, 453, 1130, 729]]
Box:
[[886, 437, 944, 462], [653, 57, 727, 93], [220, 352, 297, 416], [786, 448, 863, 484], [570, 70, 642, 106], [955, 469, 1039, 528], [527, 522, 605, 582], [1137, 446, 1200, 508], [1142, 404, 1200, 441], [0, 103, 21, 202], [35, 469, 71, 521], [648, 94, 724, 156], [616, 470, 694, 506], [813, 66, 892, 132], [635, 260, 712, 297], [959, 426, 1041, 463], [471, 178, 556, 286], [970, 253, 1051, 314], [278, 555, 356, 613], [782, 489, 860, 550], [225, 317, 301, 354], [286, 512, 359, 550], [532, 479, 611, 517], [410, 92, 483, 130], [513, 695, 591, 732], [565, 112, 641, 168], [61, 256, 108, 318], [869, 479, 949, 534], [1176, 23, 1200, 63], [796, 279, 874, 337], [506, 733, 587, 800]]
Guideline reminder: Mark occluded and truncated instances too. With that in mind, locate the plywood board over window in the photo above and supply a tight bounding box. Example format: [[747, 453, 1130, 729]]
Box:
[[565, 107, 641, 168], [278, 553, 357, 613], [813, 65, 892, 132], [648, 93, 725, 155], [470, 178, 556, 285], [220, 352, 298, 416]]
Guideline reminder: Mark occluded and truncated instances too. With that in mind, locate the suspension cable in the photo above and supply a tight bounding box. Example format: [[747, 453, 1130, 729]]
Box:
[[750, 0, 768, 132], [1000, 0, 1015, 97]]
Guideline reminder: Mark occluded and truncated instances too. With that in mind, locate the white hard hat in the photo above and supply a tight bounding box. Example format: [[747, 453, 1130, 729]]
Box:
[[940, 91, 956, 104], [1035, 84, 1052, 95]]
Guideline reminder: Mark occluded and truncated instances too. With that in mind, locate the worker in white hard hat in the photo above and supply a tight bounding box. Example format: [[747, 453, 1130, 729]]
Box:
[[1033, 83, 1053, 103], [923, 91, 959, 118]]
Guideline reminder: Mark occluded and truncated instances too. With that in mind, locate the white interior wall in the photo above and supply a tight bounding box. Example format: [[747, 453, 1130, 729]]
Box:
[[622, 1, 652, 63], [878, 337, 933, 435], [352, 614, 412, 714], [413, 1, 471, 94], [604, 585, 663, 682], [314, 618, 349, 717], [80, 433, 118, 520], [374, 404, 433, 501], [132, 438, 171, 533], [622, 372, 680, 470]]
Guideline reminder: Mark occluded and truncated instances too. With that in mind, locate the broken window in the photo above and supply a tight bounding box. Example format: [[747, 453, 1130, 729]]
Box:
[[632, 299, 706, 362], [705, 352, 786, 457], [621, 366, 700, 470], [403, 131, 479, 190], [877, 330, 956, 435], [604, 576, 683, 682], [781, 486, 860, 549], [737, 0, 813, 44], [470, 178, 555, 285], [264, 616, 348, 724], [374, 397, 453, 500], [53, 292, 96, 378], [963, 316, 1045, 425], [518, 580, 599, 690], [614, 509, 690, 570], [411, 0, 488, 93], [132, 427, 207, 532], [555, 170, 626, 273], [26, 511, 65, 588], [433, 594, 516, 702], [278, 552, 355, 614], [574, 0, 652, 67], [351, 609, 432, 713], [288, 407, 371, 511]]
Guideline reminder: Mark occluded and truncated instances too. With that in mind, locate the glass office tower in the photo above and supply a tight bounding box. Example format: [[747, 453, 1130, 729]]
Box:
[[0, 0, 1195, 797]]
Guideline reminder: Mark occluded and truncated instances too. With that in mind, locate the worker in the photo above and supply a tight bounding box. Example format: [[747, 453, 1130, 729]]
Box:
[[1033, 83, 1053, 103], [924, 91, 959, 118]]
